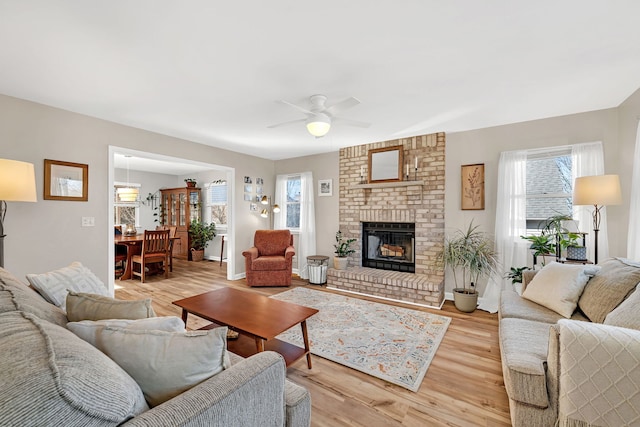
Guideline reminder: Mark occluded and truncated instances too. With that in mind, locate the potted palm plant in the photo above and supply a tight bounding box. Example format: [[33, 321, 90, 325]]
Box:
[[333, 230, 356, 270], [188, 219, 216, 261], [438, 221, 499, 312]]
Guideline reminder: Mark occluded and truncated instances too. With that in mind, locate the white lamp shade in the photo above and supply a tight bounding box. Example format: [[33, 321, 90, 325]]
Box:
[[573, 174, 622, 206], [117, 187, 139, 202], [0, 159, 37, 202], [272, 204, 280, 213], [306, 114, 331, 137], [260, 209, 269, 218]]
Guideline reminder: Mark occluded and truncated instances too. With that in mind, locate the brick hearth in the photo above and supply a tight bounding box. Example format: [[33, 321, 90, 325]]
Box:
[[328, 132, 446, 308]]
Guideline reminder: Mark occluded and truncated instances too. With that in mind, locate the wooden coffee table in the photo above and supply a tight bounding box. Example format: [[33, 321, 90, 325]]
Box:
[[173, 287, 319, 368]]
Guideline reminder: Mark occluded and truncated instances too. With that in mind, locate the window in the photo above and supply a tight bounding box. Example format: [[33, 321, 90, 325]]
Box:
[[525, 148, 572, 232], [205, 181, 228, 228], [286, 175, 301, 229], [113, 184, 141, 226]]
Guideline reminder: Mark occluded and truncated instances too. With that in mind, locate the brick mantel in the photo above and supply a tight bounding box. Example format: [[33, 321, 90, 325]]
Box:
[[328, 132, 445, 308]]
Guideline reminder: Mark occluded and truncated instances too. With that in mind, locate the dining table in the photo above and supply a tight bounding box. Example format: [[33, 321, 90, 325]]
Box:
[[114, 233, 178, 280]]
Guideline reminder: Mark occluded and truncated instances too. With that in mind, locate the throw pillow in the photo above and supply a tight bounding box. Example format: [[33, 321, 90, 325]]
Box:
[[522, 262, 591, 318], [66, 291, 156, 322], [95, 326, 231, 407], [578, 258, 640, 323], [604, 284, 640, 330], [67, 316, 185, 347], [25, 262, 108, 311]]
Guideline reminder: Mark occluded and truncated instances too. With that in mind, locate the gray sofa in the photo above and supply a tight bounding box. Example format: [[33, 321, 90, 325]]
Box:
[[498, 258, 640, 427], [0, 267, 311, 427]]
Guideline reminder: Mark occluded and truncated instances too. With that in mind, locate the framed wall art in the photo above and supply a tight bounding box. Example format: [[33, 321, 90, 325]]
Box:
[[461, 163, 485, 210], [43, 159, 88, 201], [318, 179, 332, 196]]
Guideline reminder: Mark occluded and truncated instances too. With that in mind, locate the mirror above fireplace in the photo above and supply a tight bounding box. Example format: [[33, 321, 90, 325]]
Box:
[[368, 145, 404, 183]]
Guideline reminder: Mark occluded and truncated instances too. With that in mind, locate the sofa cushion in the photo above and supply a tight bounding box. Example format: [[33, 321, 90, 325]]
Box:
[[67, 316, 185, 347], [66, 291, 156, 322], [499, 317, 553, 408], [93, 326, 231, 407], [255, 229, 292, 256], [26, 262, 108, 311], [0, 311, 148, 426], [252, 255, 288, 271], [604, 284, 640, 330], [0, 267, 68, 327], [522, 262, 591, 318], [500, 289, 588, 324], [578, 258, 640, 323]]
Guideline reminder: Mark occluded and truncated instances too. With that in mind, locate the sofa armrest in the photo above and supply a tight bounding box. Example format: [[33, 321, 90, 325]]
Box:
[[242, 246, 259, 261], [556, 320, 640, 427], [285, 246, 295, 262], [122, 351, 290, 427]]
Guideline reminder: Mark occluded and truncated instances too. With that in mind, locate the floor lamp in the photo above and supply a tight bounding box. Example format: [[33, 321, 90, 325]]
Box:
[[260, 195, 280, 230], [0, 159, 38, 268], [573, 174, 622, 265]]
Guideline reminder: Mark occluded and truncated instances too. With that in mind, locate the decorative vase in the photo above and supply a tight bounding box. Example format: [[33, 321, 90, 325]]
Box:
[[333, 257, 349, 270], [123, 224, 137, 236], [453, 288, 478, 313], [186, 181, 196, 188], [190, 248, 204, 261]]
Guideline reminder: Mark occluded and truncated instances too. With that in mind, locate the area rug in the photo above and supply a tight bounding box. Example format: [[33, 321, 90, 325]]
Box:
[[271, 287, 451, 392]]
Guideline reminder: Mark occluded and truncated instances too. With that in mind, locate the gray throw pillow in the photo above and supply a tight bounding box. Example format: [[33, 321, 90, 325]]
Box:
[[66, 291, 156, 322], [604, 285, 640, 330], [578, 258, 640, 323]]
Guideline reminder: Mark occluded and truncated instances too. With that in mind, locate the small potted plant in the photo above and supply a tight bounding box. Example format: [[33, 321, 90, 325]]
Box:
[[437, 221, 499, 312], [184, 178, 197, 188], [333, 230, 356, 270], [520, 234, 556, 267], [188, 219, 216, 261], [505, 266, 529, 290]]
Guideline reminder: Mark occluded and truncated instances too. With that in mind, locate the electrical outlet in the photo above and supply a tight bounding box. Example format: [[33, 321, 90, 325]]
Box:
[[81, 217, 95, 227]]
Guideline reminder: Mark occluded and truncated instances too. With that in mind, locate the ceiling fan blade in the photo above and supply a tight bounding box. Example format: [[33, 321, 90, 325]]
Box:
[[333, 117, 371, 128], [325, 97, 361, 116], [278, 100, 314, 115], [267, 118, 306, 129]]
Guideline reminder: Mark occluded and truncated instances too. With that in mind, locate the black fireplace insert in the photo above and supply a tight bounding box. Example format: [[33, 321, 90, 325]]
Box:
[[361, 222, 415, 273]]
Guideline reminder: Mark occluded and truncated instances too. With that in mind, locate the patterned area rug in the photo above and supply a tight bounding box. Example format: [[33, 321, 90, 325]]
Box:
[[271, 287, 451, 392]]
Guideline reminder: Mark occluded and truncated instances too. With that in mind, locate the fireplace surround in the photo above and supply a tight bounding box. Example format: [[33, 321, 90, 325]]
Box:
[[327, 132, 446, 308]]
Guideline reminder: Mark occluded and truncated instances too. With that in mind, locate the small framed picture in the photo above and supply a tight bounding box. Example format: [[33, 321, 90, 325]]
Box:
[[256, 185, 263, 195], [256, 177, 264, 185], [244, 176, 252, 184], [44, 159, 89, 201], [461, 163, 485, 210], [244, 184, 253, 193], [318, 179, 333, 197], [250, 203, 257, 212], [243, 193, 252, 202]]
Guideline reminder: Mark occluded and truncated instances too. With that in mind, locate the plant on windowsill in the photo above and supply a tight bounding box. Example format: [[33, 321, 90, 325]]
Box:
[[437, 220, 499, 313], [188, 219, 216, 261], [333, 230, 356, 270]]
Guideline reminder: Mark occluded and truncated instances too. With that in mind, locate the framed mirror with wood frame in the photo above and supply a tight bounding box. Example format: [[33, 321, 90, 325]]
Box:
[[368, 146, 404, 183]]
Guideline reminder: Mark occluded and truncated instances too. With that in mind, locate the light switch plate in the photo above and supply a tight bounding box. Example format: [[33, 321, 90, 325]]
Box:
[[81, 217, 95, 227]]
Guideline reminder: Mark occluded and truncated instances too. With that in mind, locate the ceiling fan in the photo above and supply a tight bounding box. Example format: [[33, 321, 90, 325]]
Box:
[[268, 94, 370, 138]]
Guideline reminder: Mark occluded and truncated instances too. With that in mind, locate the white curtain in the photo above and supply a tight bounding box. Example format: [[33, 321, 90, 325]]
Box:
[[478, 150, 528, 313], [571, 142, 607, 263], [628, 122, 640, 260], [273, 172, 316, 279]]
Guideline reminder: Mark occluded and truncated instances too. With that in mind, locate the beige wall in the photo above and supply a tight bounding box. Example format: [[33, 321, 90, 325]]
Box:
[[0, 94, 274, 287], [275, 151, 340, 258]]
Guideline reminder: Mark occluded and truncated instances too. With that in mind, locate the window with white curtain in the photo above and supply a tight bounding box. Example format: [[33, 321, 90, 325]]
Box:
[[285, 175, 301, 229], [204, 181, 228, 229], [525, 148, 573, 232]]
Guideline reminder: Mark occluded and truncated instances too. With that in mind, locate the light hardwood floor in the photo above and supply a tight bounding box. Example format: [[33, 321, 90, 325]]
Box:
[[115, 259, 512, 427]]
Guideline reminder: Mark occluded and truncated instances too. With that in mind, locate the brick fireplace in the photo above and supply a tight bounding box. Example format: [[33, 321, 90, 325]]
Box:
[[327, 132, 445, 308]]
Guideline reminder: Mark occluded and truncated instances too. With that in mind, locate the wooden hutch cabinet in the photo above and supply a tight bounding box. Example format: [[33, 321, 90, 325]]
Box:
[[160, 187, 201, 260]]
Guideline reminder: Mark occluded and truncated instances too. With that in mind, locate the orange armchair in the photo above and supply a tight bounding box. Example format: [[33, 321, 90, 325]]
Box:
[[242, 229, 295, 287]]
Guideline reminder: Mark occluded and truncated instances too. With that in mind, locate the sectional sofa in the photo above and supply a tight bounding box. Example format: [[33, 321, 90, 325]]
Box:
[[498, 258, 640, 426]]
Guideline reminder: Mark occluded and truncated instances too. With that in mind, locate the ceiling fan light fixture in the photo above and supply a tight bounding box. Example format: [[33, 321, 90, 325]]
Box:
[[306, 114, 331, 137]]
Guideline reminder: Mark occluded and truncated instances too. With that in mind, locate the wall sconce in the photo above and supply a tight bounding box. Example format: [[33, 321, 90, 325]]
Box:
[[260, 195, 280, 228], [0, 158, 37, 268]]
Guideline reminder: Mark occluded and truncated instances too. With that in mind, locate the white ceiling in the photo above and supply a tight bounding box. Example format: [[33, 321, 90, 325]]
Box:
[[2, 1, 640, 161]]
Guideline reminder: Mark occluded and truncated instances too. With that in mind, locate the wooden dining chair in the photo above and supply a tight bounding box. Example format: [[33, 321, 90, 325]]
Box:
[[157, 225, 178, 272], [131, 229, 170, 283]]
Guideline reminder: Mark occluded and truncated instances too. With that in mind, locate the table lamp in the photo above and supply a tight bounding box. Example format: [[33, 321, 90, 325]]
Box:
[[573, 174, 622, 264], [0, 159, 38, 268]]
